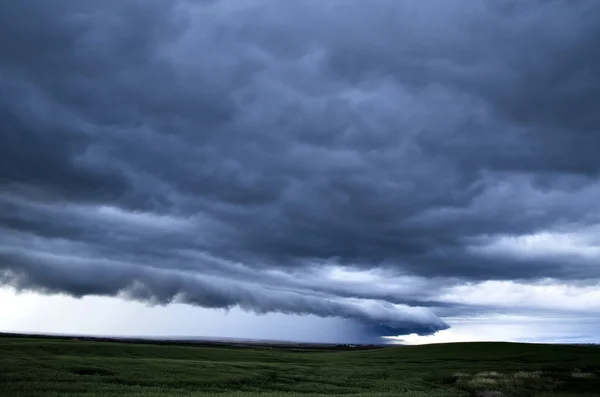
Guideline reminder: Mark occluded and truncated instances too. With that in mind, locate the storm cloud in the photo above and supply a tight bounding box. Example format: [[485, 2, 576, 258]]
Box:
[[1, 0, 599, 341]]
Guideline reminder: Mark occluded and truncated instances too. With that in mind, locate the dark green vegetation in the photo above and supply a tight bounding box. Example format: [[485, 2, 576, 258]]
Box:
[[1, 335, 599, 397]]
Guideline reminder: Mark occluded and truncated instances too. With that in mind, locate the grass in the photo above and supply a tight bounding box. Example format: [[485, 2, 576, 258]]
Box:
[[1, 335, 599, 396]]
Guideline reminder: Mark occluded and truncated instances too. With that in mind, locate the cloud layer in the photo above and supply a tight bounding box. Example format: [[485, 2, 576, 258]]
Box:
[[1, 0, 599, 341]]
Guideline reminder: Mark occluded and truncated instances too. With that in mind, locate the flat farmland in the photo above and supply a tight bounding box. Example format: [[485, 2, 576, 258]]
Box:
[[1, 334, 599, 397]]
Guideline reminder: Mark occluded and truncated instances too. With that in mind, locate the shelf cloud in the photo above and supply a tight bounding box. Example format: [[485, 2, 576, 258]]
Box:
[[1, 0, 599, 341]]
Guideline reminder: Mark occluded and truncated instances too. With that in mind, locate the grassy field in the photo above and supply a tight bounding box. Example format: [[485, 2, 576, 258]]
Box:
[[1, 335, 599, 397]]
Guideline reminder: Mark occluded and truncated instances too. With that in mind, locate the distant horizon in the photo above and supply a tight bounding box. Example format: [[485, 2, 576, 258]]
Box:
[[3, 329, 598, 347]]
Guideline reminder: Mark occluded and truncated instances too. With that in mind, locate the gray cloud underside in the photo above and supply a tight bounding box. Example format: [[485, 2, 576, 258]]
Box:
[[1, 0, 599, 338]]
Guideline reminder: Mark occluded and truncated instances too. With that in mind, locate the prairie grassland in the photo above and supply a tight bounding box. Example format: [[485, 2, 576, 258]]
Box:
[[1, 335, 599, 397]]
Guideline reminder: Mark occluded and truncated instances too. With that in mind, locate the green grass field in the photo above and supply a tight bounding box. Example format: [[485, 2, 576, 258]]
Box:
[[1, 335, 599, 397]]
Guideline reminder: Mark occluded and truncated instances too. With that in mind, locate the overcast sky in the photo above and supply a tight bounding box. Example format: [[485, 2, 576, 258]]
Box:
[[1, 0, 599, 344]]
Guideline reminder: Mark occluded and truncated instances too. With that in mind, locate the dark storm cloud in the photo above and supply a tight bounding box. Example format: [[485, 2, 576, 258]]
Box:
[[0, 248, 448, 337], [1, 0, 599, 338]]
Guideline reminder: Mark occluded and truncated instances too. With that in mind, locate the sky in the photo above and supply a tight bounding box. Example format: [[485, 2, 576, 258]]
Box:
[[1, 0, 599, 344]]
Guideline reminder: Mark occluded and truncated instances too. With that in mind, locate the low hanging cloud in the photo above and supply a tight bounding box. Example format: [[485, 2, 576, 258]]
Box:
[[1, 0, 599, 341], [0, 247, 448, 337]]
